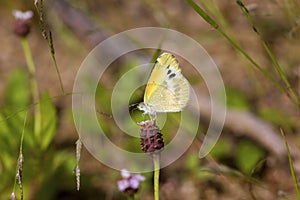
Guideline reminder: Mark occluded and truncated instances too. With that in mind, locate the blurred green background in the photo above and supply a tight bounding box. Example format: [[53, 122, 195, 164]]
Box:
[[0, 0, 300, 199]]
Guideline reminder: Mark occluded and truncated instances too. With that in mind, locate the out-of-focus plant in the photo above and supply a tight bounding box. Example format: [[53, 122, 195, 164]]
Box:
[[235, 140, 266, 174], [0, 10, 75, 200], [185, 0, 300, 109], [280, 128, 300, 199], [117, 169, 146, 199]]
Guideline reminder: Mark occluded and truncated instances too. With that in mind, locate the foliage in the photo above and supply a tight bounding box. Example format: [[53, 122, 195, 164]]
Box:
[[235, 140, 265, 174], [0, 69, 75, 199]]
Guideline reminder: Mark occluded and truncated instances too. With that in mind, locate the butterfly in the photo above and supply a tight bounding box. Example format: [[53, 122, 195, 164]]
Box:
[[138, 52, 190, 119]]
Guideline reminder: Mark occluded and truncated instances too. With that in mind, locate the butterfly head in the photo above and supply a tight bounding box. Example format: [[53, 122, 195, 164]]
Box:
[[137, 102, 149, 113]]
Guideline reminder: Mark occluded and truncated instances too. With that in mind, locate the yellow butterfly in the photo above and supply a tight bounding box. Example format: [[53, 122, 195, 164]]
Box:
[[138, 52, 190, 119]]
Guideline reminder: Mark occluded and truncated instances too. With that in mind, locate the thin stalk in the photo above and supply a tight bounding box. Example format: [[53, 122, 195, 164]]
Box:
[[20, 38, 42, 140], [128, 195, 135, 200], [200, 0, 263, 97], [12, 112, 27, 200], [34, 0, 65, 94], [75, 139, 82, 191], [280, 128, 300, 199], [185, 0, 285, 94], [48, 31, 65, 94], [200, 0, 229, 29], [153, 154, 160, 200], [236, 0, 299, 108], [186, 0, 300, 109]]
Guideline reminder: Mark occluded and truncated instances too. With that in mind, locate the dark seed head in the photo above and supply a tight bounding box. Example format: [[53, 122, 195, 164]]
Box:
[[139, 120, 164, 154]]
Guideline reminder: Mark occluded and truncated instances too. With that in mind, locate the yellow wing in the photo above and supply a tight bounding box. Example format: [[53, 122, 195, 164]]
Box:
[[143, 52, 189, 113]]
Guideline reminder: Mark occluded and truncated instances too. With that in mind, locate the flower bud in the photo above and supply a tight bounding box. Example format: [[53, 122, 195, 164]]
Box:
[[139, 120, 164, 154], [12, 10, 33, 37]]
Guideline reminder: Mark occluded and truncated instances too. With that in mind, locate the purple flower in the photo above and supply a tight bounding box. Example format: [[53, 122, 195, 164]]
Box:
[[139, 120, 164, 154], [12, 10, 33, 37], [117, 169, 145, 196]]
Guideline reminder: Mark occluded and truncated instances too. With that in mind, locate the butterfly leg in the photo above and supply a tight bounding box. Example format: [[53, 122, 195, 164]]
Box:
[[149, 112, 157, 121]]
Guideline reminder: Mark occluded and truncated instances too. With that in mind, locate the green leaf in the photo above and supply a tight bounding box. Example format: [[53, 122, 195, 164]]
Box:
[[185, 153, 199, 170], [39, 92, 57, 150], [259, 108, 293, 131], [4, 69, 30, 108], [0, 110, 28, 163], [185, 153, 213, 180], [235, 140, 265, 174], [226, 87, 250, 110], [210, 139, 231, 159]]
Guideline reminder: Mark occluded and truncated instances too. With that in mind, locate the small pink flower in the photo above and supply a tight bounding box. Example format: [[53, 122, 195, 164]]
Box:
[[117, 169, 145, 196]]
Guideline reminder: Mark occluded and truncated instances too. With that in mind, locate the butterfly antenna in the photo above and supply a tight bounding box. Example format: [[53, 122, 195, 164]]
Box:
[[129, 102, 139, 108], [129, 103, 140, 116]]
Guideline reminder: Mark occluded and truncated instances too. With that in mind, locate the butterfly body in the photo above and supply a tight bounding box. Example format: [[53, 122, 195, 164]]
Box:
[[138, 52, 189, 118]]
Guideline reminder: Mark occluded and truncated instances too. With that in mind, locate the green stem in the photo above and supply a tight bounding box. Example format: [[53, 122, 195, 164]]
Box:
[[48, 31, 65, 94], [153, 154, 160, 200], [280, 128, 300, 199], [20, 38, 42, 141], [127, 195, 135, 200], [35, 0, 65, 94], [186, 0, 300, 109], [185, 0, 285, 93], [236, 0, 299, 108]]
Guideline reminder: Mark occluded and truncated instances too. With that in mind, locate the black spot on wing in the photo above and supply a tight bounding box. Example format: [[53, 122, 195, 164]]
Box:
[[167, 69, 172, 75], [169, 73, 176, 79]]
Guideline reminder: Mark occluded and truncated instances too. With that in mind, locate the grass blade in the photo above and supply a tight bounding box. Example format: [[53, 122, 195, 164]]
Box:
[[280, 128, 300, 199], [236, 0, 299, 108], [185, 0, 285, 93]]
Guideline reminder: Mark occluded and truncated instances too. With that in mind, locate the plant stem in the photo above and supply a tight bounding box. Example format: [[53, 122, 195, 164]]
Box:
[[12, 112, 27, 200], [153, 153, 160, 200], [48, 31, 65, 94], [280, 128, 300, 199], [20, 38, 42, 140], [127, 195, 135, 200], [236, 0, 299, 108], [185, 0, 299, 109]]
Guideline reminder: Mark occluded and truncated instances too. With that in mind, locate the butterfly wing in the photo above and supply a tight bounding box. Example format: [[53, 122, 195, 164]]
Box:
[[144, 53, 189, 113]]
